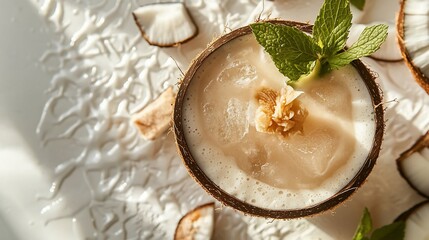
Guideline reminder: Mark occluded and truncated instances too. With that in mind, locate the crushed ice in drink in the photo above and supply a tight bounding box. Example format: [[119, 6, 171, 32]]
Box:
[[216, 61, 258, 88], [225, 98, 250, 143]]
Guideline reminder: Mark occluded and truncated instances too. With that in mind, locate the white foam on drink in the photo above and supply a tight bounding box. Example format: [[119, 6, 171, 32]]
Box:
[[181, 34, 376, 210]]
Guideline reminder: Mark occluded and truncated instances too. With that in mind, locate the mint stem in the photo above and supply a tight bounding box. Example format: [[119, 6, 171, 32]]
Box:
[[297, 60, 321, 84]]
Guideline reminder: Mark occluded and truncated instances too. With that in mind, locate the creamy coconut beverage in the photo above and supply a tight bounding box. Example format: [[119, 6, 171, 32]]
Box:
[[174, 0, 386, 217], [179, 32, 376, 211]]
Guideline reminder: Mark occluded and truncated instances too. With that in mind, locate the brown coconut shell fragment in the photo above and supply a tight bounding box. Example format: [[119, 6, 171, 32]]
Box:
[[173, 20, 384, 219], [396, 131, 429, 198], [174, 202, 215, 240]]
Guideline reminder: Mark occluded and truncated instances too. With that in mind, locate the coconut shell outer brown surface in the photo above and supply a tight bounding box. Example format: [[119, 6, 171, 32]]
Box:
[[397, 0, 429, 94], [173, 20, 384, 219], [396, 131, 429, 198]]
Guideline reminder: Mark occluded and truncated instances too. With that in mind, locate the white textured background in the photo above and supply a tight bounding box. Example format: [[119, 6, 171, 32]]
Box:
[[0, 0, 428, 239]]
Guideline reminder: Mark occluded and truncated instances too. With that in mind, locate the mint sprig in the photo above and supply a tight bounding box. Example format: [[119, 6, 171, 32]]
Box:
[[353, 208, 405, 240], [250, 0, 387, 83], [328, 24, 389, 70]]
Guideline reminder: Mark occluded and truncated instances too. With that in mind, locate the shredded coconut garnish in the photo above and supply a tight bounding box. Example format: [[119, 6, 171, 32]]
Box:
[[255, 85, 307, 137]]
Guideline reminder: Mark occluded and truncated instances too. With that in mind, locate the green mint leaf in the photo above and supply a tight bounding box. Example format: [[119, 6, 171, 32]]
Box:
[[328, 24, 388, 69], [353, 208, 373, 240], [351, 0, 366, 10], [250, 23, 320, 63], [313, 0, 352, 56], [275, 60, 313, 82], [370, 221, 405, 240], [323, 17, 353, 56]]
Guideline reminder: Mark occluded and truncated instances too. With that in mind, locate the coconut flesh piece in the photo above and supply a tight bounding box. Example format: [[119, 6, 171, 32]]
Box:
[[174, 203, 215, 240], [404, 15, 429, 53], [397, 131, 429, 198], [398, 0, 429, 92], [132, 87, 176, 140], [132, 2, 198, 47], [396, 201, 429, 240], [347, 23, 402, 61], [399, 148, 429, 197]]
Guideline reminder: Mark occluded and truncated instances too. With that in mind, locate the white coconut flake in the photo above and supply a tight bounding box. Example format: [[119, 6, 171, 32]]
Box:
[[348, 23, 402, 61], [174, 203, 215, 240], [132, 2, 198, 47]]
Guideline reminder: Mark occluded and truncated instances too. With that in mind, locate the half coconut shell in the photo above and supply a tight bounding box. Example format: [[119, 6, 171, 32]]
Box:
[[397, 0, 429, 94], [173, 20, 384, 219]]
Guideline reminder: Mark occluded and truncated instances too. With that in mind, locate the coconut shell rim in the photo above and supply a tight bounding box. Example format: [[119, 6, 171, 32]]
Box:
[[173, 20, 384, 219], [396, 0, 429, 94], [132, 2, 199, 48], [394, 199, 429, 222], [396, 130, 429, 199]]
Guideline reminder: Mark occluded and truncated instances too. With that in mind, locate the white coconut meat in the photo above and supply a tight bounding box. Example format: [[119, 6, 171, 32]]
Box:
[[399, 148, 429, 197], [347, 23, 402, 61], [132, 2, 198, 47], [404, 0, 429, 15], [402, 202, 429, 240], [398, 0, 429, 92], [174, 203, 215, 240]]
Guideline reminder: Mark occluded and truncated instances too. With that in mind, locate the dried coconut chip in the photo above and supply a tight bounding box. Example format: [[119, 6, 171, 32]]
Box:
[[255, 85, 307, 137], [132, 87, 176, 140], [132, 2, 198, 47], [174, 203, 215, 240]]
